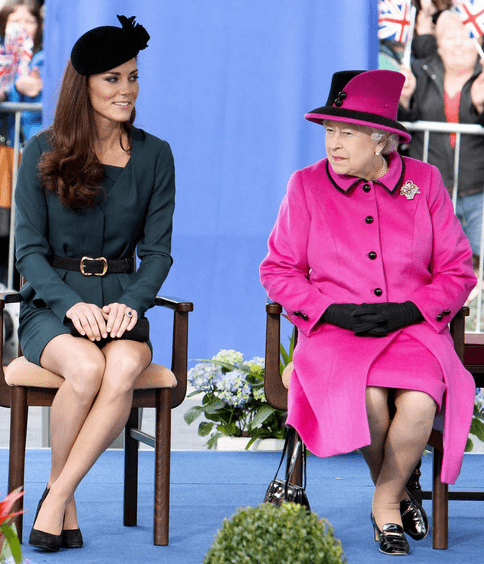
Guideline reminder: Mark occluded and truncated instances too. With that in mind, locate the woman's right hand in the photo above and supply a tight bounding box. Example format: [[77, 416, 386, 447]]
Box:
[[399, 65, 416, 110], [66, 302, 108, 341]]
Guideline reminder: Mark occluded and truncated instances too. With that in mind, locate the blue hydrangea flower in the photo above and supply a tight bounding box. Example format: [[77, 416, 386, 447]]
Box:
[[253, 386, 266, 402], [244, 356, 265, 375], [212, 349, 244, 366], [475, 388, 484, 416], [188, 362, 221, 392], [213, 369, 251, 407]]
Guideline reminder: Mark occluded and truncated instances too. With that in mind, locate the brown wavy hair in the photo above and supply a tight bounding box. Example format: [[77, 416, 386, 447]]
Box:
[[39, 60, 134, 209]]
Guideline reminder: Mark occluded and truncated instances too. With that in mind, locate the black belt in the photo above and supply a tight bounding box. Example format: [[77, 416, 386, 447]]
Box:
[[51, 255, 134, 276]]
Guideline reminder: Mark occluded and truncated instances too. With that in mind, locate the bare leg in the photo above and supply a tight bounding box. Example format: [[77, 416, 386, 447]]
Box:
[[39, 335, 106, 529], [360, 387, 391, 485], [372, 390, 437, 530], [33, 339, 151, 535]]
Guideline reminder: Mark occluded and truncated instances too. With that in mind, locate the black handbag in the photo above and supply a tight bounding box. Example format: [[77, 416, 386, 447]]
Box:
[[264, 426, 310, 511], [69, 317, 149, 342]]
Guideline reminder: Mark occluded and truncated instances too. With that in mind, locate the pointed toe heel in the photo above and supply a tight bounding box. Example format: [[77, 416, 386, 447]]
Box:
[[29, 528, 62, 552]]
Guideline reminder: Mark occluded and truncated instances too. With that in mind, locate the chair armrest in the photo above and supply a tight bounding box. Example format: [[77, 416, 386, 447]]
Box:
[[0, 293, 21, 404], [450, 307, 469, 363], [265, 301, 288, 411], [153, 296, 193, 313], [0, 292, 22, 304], [266, 301, 283, 315], [152, 296, 193, 408]]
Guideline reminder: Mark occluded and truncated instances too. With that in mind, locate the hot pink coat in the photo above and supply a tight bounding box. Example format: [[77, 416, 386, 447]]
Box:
[[260, 151, 476, 484]]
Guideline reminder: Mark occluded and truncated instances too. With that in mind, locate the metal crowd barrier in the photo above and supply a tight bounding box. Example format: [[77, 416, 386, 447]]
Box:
[[400, 120, 484, 334], [0, 101, 42, 289]]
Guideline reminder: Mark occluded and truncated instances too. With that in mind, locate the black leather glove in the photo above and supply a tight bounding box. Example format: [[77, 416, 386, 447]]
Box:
[[322, 303, 378, 334], [352, 301, 423, 337]]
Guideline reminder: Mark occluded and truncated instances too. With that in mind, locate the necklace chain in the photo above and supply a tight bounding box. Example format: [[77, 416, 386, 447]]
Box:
[[379, 156, 388, 178]]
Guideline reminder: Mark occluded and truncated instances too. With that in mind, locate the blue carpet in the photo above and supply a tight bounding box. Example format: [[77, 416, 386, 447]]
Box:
[[1, 449, 483, 563]]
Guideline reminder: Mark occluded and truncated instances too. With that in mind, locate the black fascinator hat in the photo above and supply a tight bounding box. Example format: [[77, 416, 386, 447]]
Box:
[[71, 15, 150, 76]]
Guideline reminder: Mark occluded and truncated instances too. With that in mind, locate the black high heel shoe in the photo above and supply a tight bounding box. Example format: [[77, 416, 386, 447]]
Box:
[[29, 486, 84, 550], [400, 487, 429, 541], [29, 487, 61, 552], [371, 512, 410, 556]]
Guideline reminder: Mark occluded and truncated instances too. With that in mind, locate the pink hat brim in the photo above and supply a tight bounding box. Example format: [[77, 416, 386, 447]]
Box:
[[305, 112, 412, 144]]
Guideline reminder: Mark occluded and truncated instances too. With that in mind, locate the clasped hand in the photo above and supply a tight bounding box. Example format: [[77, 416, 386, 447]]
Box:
[[322, 302, 422, 337], [66, 302, 138, 341]]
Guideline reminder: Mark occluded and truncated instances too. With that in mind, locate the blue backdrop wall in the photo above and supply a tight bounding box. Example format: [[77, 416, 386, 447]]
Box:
[[43, 0, 378, 367]]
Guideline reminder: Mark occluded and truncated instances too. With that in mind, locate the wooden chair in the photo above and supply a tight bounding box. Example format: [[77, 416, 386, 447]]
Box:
[[0, 291, 193, 546], [419, 318, 484, 550], [264, 302, 472, 550]]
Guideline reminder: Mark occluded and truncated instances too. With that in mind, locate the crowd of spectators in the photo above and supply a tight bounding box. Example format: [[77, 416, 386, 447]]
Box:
[[380, 1, 484, 300], [0, 0, 43, 287]]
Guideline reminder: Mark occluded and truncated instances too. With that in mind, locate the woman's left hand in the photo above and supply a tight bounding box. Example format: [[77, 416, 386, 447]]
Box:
[[102, 303, 138, 338]]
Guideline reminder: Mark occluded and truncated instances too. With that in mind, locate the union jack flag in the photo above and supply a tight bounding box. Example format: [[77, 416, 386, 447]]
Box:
[[378, 0, 412, 42], [454, 0, 484, 38]]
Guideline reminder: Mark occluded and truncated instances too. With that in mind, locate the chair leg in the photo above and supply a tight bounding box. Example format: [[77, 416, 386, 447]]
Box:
[[124, 407, 140, 527], [154, 388, 171, 546], [8, 386, 28, 543], [432, 448, 448, 550]]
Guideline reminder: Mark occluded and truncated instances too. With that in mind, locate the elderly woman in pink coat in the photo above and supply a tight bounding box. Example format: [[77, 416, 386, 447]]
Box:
[[260, 69, 476, 556]]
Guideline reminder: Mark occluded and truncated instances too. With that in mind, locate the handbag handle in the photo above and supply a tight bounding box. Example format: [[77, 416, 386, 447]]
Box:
[[286, 433, 307, 488], [271, 426, 307, 489]]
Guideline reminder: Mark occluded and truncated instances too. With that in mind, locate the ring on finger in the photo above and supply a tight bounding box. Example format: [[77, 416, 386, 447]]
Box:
[[126, 310, 133, 319]]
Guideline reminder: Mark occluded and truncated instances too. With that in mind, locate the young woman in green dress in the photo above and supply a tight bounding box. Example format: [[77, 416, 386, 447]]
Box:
[[14, 16, 176, 551]]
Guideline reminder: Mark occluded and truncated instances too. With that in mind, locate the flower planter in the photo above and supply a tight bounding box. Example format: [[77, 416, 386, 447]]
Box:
[[216, 436, 285, 451]]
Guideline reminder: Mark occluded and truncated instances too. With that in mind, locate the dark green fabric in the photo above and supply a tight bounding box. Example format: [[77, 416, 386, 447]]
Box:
[[15, 127, 175, 361]]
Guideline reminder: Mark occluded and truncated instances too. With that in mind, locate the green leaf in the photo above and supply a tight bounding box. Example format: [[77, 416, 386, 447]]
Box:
[[1, 523, 23, 564], [207, 431, 222, 449], [198, 421, 214, 436], [194, 358, 239, 371], [245, 436, 258, 450], [186, 389, 203, 398], [470, 416, 484, 441], [184, 406, 205, 424], [249, 405, 277, 429], [204, 397, 226, 414], [280, 343, 290, 368]]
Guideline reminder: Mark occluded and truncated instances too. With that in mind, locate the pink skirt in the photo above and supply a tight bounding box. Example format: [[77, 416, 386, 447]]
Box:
[[366, 333, 446, 411]]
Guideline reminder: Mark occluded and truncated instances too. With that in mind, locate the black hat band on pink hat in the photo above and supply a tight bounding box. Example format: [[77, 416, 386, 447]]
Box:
[[304, 70, 411, 144], [70, 15, 150, 76]]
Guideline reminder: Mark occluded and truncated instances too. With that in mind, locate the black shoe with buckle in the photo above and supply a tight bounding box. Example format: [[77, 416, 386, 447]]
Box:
[[400, 487, 429, 541], [371, 513, 410, 556]]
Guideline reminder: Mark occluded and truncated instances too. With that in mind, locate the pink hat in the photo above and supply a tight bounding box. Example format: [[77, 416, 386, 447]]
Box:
[[305, 70, 411, 143]]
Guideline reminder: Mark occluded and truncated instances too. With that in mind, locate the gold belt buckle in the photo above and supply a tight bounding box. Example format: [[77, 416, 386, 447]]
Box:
[[80, 256, 108, 276]]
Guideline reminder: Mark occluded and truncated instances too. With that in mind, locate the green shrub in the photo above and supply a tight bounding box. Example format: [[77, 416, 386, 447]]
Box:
[[203, 503, 347, 564]]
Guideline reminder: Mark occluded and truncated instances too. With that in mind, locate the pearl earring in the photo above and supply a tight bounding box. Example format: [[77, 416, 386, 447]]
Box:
[[375, 151, 381, 156]]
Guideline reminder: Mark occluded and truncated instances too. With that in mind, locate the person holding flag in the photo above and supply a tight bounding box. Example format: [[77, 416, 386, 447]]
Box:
[[398, 9, 484, 272], [0, 0, 43, 143]]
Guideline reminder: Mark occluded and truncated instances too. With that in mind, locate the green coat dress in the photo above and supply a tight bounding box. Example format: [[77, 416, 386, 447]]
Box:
[[15, 127, 175, 365]]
